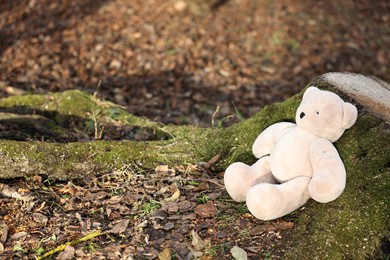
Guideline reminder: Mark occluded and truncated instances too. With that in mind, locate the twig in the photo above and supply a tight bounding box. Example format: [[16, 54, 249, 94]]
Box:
[[211, 105, 220, 127], [133, 177, 225, 188], [36, 229, 102, 260], [93, 80, 102, 99]]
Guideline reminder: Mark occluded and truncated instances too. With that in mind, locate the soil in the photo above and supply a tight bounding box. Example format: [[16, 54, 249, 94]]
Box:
[[0, 0, 389, 259], [1, 0, 389, 126]]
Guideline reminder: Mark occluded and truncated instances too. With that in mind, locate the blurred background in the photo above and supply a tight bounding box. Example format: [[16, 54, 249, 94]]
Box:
[[1, 0, 389, 126]]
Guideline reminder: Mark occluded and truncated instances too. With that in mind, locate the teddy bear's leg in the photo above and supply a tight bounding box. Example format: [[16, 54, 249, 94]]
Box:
[[246, 176, 311, 220], [224, 156, 276, 202]]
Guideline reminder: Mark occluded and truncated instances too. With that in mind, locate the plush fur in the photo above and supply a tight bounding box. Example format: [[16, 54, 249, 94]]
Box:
[[224, 87, 358, 220]]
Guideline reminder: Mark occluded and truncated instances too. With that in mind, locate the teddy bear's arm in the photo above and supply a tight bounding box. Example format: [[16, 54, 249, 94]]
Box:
[[308, 139, 346, 203], [252, 122, 295, 158]]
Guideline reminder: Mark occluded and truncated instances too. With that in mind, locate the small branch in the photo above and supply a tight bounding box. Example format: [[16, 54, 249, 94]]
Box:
[[211, 105, 220, 127], [36, 229, 102, 260]]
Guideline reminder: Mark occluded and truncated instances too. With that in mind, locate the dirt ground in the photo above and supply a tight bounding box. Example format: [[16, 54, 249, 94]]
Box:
[[0, 0, 389, 259], [1, 0, 389, 126]]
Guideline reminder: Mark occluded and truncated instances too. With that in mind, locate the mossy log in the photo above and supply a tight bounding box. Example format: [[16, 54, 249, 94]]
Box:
[[0, 74, 389, 258], [0, 87, 300, 180]]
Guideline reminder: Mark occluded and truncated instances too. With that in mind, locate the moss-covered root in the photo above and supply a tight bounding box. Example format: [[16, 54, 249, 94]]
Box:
[[0, 89, 301, 180], [0, 139, 193, 180], [0, 89, 156, 128]]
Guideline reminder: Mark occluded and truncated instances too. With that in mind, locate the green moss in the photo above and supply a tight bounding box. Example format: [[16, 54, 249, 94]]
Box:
[[282, 90, 390, 259], [0, 90, 155, 127], [0, 93, 48, 109]]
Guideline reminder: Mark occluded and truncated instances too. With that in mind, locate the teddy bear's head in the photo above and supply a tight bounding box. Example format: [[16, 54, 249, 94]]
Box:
[[295, 86, 357, 142]]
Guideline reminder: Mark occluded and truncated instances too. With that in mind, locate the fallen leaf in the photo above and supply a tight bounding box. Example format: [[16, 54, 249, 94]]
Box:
[[158, 248, 171, 260], [10, 231, 27, 240], [32, 212, 48, 225], [191, 230, 204, 251], [208, 192, 222, 200], [181, 213, 197, 220], [194, 182, 209, 191], [108, 219, 130, 234], [230, 245, 248, 260], [0, 183, 33, 202], [0, 223, 9, 244], [205, 154, 220, 169], [190, 248, 203, 258], [178, 200, 192, 211], [275, 221, 294, 230], [249, 224, 276, 236], [104, 195, 124, 205], [155, 165, 169, 174], [216, 230, 227, 239], [246, 246, 263, 253], [150, 210, 168, 220], [35, 201, 46, 212], [163, 222, 175, 231], [57, 245, 75, 260], [155, 186, 170, 195], [162, 202, 179, 213], [164, 189, 180, 202], [135, 220, 148, 230], [58, 186, 78, 196], [195, 200, 217, 218]]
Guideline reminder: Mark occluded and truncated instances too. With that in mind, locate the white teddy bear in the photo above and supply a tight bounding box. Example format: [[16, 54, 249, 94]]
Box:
[[224, 86, 358, 220]]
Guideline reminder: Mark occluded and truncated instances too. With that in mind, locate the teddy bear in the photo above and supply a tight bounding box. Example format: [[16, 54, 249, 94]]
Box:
[[224, 86, 358, 220]]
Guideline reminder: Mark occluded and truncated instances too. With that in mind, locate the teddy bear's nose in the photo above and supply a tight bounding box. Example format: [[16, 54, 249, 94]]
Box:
[[300, 112, 305, 119]]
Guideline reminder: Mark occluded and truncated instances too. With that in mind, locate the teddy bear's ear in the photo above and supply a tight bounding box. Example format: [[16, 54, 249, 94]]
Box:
[[303, 86, 319, 99], [342, 102, 358, 129]]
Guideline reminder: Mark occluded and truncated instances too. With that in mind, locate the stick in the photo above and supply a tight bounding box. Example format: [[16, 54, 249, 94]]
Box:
[[36, 229, 102, 260]]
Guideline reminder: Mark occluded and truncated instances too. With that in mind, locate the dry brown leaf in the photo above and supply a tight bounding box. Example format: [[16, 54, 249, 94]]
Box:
[[163, 222, 175, 231], [57, 245, 76, 260], [158, 248, 171, 260], [0, 183, 33, 202], [162, 202, 179, 213], [181, 213, 197, 220], [230, 245, 248, 260], [35, 201, 46, 212], [104, 195, 124, 205], [10, 231, 27, 240], [205, 154, 220, 169], [194, 182, 209, 191], [155, 165, 169, 174], [58, 186, 78, 196], [108, 219, 130, 234], [249, 224, 277, 236], [0, 223, 8, 244], [191, 230, 204, 251], [195, 200, 217, 218], [275, 221, 294, 230], [178, 200, 192, 211], [32, 212, 48, 225], [164, 189, 180, 202]]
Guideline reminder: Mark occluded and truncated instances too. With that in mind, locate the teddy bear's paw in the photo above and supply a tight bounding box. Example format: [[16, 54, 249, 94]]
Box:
[[308, 176, 344, 203], [246, 184, 282, 221], [224, 162, 252, 202]]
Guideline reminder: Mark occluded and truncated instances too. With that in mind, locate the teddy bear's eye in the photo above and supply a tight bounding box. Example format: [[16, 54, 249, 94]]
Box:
[[316, 111, 319, 115]]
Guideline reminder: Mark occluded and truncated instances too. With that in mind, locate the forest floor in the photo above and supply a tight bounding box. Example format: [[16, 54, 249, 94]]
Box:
[[0, 0, 389, 259]]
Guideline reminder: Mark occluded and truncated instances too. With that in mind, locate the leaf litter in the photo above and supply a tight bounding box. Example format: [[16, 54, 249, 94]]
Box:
[[0, 159, 295, 259]]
